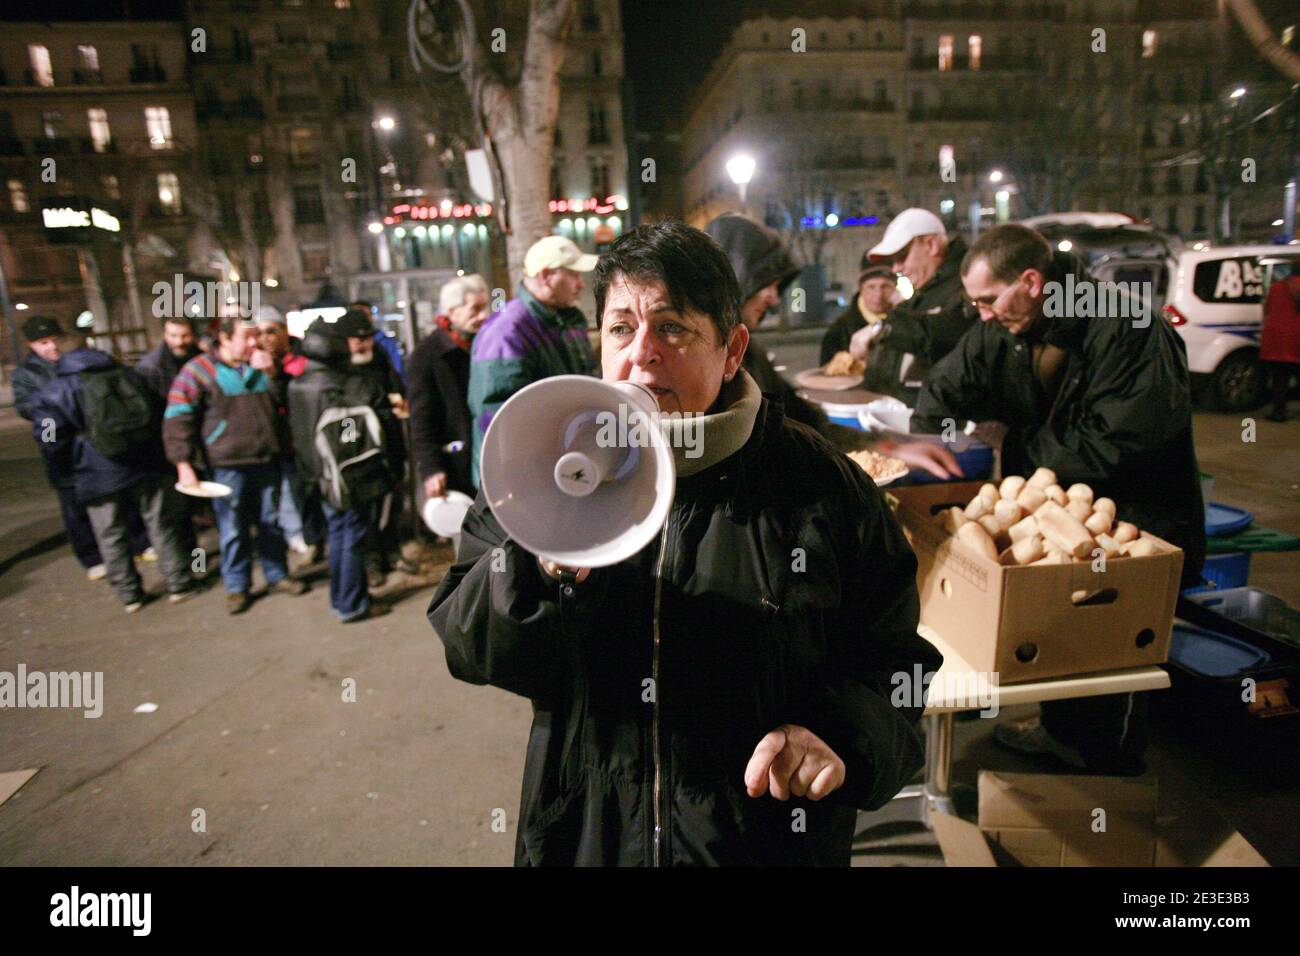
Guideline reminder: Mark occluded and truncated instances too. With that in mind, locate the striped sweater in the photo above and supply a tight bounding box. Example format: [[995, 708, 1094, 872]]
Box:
[[468, 284, 597, 486], [163, 354, 285, 469]]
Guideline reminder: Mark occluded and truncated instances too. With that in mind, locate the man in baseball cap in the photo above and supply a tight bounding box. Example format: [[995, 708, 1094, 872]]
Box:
[[821, 262, 896, 365], [851, 207, 976, 407], [466, 234, 599, 486]]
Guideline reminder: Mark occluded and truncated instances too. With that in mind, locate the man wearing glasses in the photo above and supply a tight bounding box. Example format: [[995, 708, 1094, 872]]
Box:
[[910, 223, 1205, 777]]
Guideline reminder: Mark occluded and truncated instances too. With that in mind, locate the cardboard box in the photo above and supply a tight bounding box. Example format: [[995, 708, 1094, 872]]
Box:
[[887, 481, 1182, 683], [948, 772, 1271, 868]]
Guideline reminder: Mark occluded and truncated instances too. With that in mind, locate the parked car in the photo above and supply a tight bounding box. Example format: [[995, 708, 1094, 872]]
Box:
[[1092, 244, 1300, 412]]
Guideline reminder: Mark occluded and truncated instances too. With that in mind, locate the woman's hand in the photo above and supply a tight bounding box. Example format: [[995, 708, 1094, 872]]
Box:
[[744, 724, 845, 801], [877, 440, 964, 480], [537, 557, 591, 585]]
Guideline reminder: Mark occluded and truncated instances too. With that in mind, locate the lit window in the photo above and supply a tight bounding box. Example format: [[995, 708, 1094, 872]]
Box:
[[78, 45, 99, 72], [334, 0, 351, 7], [28, 45, 54, 86], [157, 172, 182, 214], [969, 35, 982, 70], [102, 174, 120, 200], [9, 179, 30, 213], [87, 109, 111, 152], [42, 110, 63, 139], [289, 127, 319, 165], [145, 106, 172, 149], [939, 144, 955, 176], [1142, 30, 1157, 58], [938, 35, 954, 71]]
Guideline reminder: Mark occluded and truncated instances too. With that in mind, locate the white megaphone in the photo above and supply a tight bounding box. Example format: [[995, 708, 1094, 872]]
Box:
[[479, 375, 675, 568]]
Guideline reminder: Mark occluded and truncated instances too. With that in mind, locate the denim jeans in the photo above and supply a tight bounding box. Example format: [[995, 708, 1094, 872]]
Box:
[[210, 463, 287, 594], [322, 500, 370, 621], [279, 458, 306, 543]]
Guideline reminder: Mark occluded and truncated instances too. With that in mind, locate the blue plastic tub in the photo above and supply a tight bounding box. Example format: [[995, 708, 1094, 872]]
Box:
[[1170, 623, 1271, 679], [908, 443, 995, 484], [1183, 552, 1252, 594]]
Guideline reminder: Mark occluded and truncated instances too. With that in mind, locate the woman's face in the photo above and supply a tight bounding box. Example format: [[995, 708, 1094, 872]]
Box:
[[600, 273, 748, 415]]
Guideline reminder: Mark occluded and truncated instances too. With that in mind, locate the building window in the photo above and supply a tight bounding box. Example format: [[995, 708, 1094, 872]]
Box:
[[78, 45, 99, 71], [87, 109, 111, 152], [334, 0, 352, 7], [301, 248, 330, 276], [587, 101, 608, 144], [550, 161, 563, 198], [938, 35, 954, 71], [591, 159, 610, 198], [293, 185, 325, 223], [157, 172, 182, 214], [145, 106, 172, 149], [102, 174, 120, 199], [939, 144, 955, 176], [248, 133, 265, 166], [969, 35, 982, 70], [28, 45, 54, 86], [1142, 30, 1157, 58], [9, 179, 30, 212], [289, 127, 319, 166], [1165, 205, 1178, 234], [1193, 204, 1206, 233], [42, 110, 63, 140], [590, 50, 602, 76]]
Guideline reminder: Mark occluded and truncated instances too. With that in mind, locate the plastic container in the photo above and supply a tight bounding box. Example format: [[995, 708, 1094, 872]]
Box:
[[856, 397, 994, 483], [1183, 552, 1251, 594], [821, 401, 873, 430], [1184, 588, 1300, 651], [1205, 502, 1254, 537], [1169, 623, 1271, 678]]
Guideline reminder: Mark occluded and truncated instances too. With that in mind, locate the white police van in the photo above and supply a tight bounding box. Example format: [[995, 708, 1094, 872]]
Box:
[[1092, 244, 1299, 412]]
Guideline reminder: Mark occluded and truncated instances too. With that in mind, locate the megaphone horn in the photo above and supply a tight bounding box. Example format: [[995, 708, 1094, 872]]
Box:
[[479, 376, 675, 568]]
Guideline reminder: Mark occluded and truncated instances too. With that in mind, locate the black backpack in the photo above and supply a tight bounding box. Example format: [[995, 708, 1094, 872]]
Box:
[[81, 367, 159, 460], [314, 386, 392, 510]]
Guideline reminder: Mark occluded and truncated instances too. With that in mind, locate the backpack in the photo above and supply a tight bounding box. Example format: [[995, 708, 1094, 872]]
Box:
[[314, 392, 391, 510], [81, 367, 159, 460]]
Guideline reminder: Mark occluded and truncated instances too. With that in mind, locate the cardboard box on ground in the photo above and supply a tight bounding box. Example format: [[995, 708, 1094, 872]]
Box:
[[887, 482, 1183, 683], [928, 772, 1269, 867]]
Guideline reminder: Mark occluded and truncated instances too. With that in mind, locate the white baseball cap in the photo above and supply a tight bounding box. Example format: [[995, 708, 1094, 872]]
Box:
[[524, 235, 599, 277], [866, 208, 946, 263]]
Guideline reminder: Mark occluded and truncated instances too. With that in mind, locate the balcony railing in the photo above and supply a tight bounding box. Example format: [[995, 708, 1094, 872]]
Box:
[[907, 105, 996, 121], [72, 68, 104, 84], [129, 65, 168, 83]]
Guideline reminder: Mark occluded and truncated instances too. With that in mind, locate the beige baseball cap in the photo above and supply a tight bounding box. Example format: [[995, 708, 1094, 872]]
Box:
[[866, 208, 946, 263], [524, 235, 599, 277]]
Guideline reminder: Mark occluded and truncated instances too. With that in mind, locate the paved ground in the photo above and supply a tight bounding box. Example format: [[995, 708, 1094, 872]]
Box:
[[0, 390, 1296, 866]]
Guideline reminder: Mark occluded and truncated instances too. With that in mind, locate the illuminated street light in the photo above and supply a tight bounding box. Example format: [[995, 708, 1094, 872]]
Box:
[[989, 169, 1004, 183], [1058, 239, 1073, 252], [15, 302, 28, 310], [726, 153, 756, 212], [825, 213, 839, 227], [368, 222, 383, 234], [376, 116, 396, 131], [1229, 87, 1246, 100]]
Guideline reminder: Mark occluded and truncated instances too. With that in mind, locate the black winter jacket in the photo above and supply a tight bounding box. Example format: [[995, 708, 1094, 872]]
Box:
[[912, 252, 1206, 586], [407, 327, 474, 495], [13, 350, 57, 422], [866, 236, 977, 407], [135, 342, 199, 400], [428, 394, 942, 866]]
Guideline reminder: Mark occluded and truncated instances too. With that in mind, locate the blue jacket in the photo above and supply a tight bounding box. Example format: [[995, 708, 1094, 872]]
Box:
[[30, 348, 167, 504]]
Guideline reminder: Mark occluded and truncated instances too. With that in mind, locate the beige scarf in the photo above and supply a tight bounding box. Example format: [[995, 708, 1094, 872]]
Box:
[[666, 369, 762, 478]]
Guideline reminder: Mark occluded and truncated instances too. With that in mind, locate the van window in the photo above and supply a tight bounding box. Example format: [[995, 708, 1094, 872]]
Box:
[[1192, 257, 1266, 304]]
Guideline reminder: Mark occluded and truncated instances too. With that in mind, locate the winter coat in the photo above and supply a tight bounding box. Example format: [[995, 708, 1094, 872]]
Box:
[[135, 342, 200, 400], [912, 251, 1206, 587], [13, 350, 58, 422], [468, 284, 597, 486], [820, 299, 885, 366], [429, 371, 942, 866], [163, 353, 285, 470], [407, 325, 474, 495], [1260, 275, 1300, 365], [865, 236, 977, 407], [29, 348, 168, 504]]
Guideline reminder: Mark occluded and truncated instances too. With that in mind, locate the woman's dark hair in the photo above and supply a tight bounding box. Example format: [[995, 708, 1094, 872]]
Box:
[[593, 219, 742, 343]]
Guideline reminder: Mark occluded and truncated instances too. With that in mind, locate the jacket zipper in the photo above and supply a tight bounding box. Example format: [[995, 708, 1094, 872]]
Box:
[[651, 517, 671, 867]]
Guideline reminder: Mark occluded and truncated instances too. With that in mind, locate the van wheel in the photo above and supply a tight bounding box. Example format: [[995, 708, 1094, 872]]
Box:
[[1209, 350, 1267, 412]]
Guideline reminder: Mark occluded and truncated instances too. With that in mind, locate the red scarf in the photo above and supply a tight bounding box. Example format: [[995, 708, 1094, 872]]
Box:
[[436, 314, 473, 352]]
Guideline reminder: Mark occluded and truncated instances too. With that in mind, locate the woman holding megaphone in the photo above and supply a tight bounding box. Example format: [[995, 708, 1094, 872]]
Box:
[[428, 220, 943, 866]]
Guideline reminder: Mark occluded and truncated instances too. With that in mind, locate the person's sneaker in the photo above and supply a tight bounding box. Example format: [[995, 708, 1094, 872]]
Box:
[[140, 546, 158, 562], [227, 591, 252, 615], [287, 534, 310, 555], [366, 567, 386, 588], [86, 564, 108, 581], [124, 599, 144, 614], [268, 577, 309, 596], [168, 585, 201, 604], [343, 603, 392, 623], [992, 721, 1088, 770]]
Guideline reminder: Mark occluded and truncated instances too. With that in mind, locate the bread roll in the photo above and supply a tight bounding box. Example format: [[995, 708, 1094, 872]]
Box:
[[1066, 499, 1092, 523], [993, 498, 1022, 529], [1001, 533, 1045, 566], [999, 475, 1027, 501], [1008, 513, 1039, 543], [1027, 467, 1057, 489], [1084, 510, 1113, 536], [1113, 521, 1138, 544], [1093, 497, 1116, 517], [956, 521, 999, 562], [1035, 501, 1096, 559], [1016, 486, 1047, 513], [1044, 484, 1069, 507], [938, 506, 968, 534], [1065, 483, 1094, 505]]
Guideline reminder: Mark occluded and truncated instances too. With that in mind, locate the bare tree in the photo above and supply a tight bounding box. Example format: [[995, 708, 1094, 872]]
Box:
[[408, 0, 575, 284]]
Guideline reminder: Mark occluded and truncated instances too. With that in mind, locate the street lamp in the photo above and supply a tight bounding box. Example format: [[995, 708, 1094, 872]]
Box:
[[989, 169, 1004, 183], [1229, 87, 1246, 100], [376, 115, 396, 131], [726, 154, 756, 214]]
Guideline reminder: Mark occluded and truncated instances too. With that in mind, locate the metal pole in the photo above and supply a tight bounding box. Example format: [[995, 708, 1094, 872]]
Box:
[[0, 251, 20, 383]]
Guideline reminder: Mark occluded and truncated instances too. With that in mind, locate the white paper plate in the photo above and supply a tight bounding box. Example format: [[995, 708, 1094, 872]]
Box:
[[175, 480, 233, 498], [423, 491, 473, 537]]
